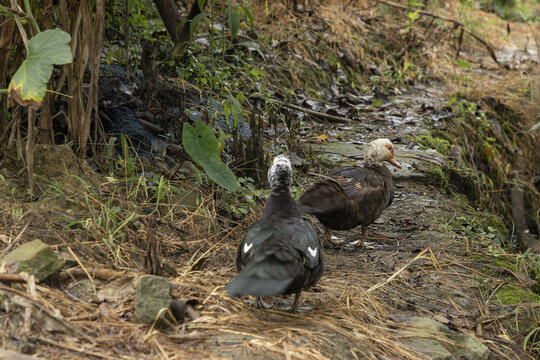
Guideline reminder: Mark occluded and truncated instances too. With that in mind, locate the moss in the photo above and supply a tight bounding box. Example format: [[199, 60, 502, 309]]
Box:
[[491, 258, 514, 271], [485, 216, 507, 237], [413, 131, 453, 156], [428, 165, 448, 190], [452, 193, 476, 212], [494, 285, 540, 305]]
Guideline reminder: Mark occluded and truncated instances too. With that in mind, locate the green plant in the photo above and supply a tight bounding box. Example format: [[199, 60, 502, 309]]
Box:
[[174, 2, 263, 193], [524, 326, 540, 352], [222, 176, 269, 218], [10, 206, 23, 220], [183, 120, 238, 192], [46, 172, 141, 265]]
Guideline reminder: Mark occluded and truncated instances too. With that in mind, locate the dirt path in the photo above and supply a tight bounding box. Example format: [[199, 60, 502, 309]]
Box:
[[173, 86, 533, 359]]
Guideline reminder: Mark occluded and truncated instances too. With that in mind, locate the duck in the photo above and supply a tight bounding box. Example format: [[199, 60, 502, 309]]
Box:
[[297, 138, 401, 248], [227, 155, 324, 313]]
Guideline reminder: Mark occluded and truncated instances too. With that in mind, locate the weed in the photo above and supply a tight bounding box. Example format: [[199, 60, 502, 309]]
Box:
[[10, 206, 23, 221], [221, 176, 268, 218]]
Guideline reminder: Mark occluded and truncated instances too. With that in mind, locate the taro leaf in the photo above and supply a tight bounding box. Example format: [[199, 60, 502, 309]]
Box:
[[183, 120, 238, 192], [9, 29, 72, 109]]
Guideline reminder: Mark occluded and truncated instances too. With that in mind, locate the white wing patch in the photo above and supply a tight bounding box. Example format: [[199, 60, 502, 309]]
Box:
[[307, 246, 318, 258], [243, 243, 253, 253]]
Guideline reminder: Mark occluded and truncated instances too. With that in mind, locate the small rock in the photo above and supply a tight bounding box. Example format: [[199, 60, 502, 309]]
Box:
[[453, 333, 491, 360], [400, 316, 490, 360], [133, 275, 173, 326], [169, 299, 187, 322], [20, 343, 36, 355], [1, 239, 65, 281]]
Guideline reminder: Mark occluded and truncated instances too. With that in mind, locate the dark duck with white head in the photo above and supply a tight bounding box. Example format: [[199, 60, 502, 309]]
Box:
[[227, 155, 324, 313], [297, 138, 401, 248]]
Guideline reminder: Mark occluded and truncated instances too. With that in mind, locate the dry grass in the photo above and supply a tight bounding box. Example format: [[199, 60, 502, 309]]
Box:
[[0, 176, 535, 359]]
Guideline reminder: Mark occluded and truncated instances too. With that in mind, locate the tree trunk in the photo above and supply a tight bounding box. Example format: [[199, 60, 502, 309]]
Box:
[[152, 0, 208, 59], [152, 0, 185, 43]]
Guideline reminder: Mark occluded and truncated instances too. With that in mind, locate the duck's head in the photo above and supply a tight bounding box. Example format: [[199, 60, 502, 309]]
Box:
[[268, 154, 293, 191], [364, 138, 401, 169]]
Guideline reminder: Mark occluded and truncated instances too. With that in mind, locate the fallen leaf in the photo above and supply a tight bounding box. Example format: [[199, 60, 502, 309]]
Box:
[[317, 134, 329, 143], [97, 276, 134, 302]]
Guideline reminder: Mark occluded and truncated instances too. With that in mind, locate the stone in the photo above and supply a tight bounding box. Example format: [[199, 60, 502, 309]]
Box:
[[1, 239, 65, 281], [133, 275, 174, 326], [452, 333, 490, 360], [399, 316, 490, 360]]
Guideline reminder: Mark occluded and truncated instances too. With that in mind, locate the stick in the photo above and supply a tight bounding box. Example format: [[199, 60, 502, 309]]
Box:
[[0, 273, 34, 283], [56, 268, 130, 282], [250, 93, 356, 123]]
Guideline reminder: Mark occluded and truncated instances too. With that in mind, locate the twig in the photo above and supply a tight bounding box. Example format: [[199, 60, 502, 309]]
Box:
[[278, 100, 356, 123], [33, 337, 117, 360], [26, 107, 35, 197], [9, 0, 28, 49], [57, 267, 131, 282], [67, 246, 97, 295], [367, 247, 429, 292], [250, 93, 354, 123], [377, 0, 500, 66], [0, 273, 35, 283], [0, 221, 29, 258]]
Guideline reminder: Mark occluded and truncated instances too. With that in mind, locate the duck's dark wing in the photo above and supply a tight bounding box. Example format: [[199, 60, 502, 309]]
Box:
[[284, 218, 324, 289], [228, 217, 323, 297], [235, 219, 274, 271], [276, 218, 321, 270], [297, 179, 350, 217], [298, 166, 392, 230]]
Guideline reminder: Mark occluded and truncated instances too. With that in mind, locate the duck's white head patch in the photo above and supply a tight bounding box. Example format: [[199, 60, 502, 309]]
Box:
[[364, 138, 401, 168], [268, 154, 292, 190]]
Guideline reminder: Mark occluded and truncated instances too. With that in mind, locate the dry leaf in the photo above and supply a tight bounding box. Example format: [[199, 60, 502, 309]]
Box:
[[97, 276, 134, 303]]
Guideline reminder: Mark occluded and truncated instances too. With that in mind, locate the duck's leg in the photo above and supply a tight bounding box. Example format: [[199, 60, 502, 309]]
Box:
[[324, 226, 339, 247], [255, 297, 272, 309], [290, 290, 302, 314], [357, 225, 367, 248]]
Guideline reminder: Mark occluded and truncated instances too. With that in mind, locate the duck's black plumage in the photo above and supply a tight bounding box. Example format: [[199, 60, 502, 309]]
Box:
[[297, 138, 400, 247], [226, 155, 324, 313]]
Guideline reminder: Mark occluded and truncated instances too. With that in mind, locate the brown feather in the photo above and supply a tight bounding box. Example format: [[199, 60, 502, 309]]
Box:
[[298, 163, 395, 231]]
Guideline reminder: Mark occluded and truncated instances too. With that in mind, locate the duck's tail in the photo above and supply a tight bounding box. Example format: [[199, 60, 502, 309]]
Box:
[[227, 246, 302, 298]]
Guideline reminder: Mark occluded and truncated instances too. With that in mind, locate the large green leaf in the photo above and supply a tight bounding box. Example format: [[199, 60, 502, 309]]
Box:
[[9, 29, 72, 108], [183, 120, 238, 192]]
